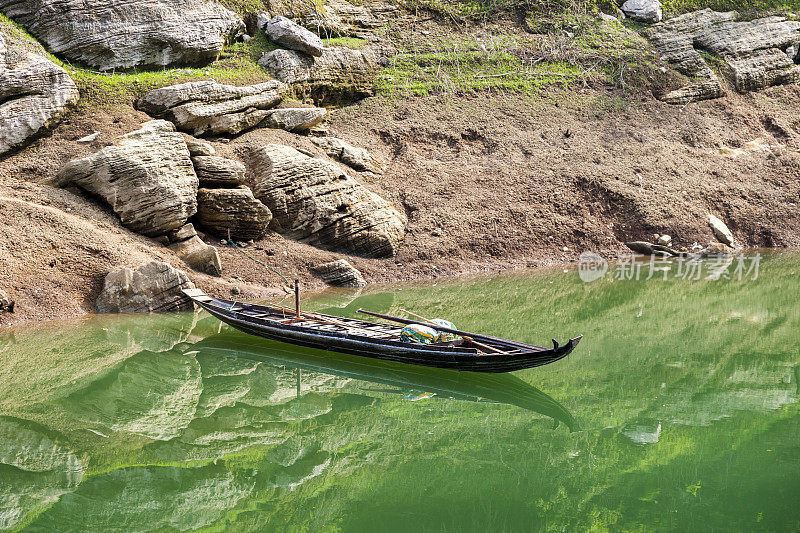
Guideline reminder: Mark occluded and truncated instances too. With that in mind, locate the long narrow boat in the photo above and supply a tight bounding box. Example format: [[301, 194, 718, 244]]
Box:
[[182, 289, 582, 373]]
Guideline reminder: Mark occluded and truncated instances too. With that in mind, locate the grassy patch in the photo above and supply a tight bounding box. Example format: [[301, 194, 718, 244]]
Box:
[[63, 38, 274, 108], [661, 0, 800, 16], [323, 36, 369, 49], [376, 16, 665, 98]]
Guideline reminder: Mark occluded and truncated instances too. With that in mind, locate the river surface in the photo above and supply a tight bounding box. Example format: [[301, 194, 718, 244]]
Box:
[[1, 252, 798, 531]]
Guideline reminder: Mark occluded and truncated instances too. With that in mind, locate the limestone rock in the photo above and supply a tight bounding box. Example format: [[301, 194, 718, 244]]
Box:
[[644, 9, 800, 103], [169, 236, 222, 276], [657, 234, 672, 246], [312, 137, 384, 174], [260, 108, 327, 133], [258, 46, 379, 104], [166, 223, 198, 244], [137, 80, 288, 137], [96, 261, 195, 314], [196, 186, 273, 240], [263, 16, 323, 57], [191, 156, 246, 187], [56, 120, 198, 237], [311, 259, 366, 287], [621, 0, 662, 23], [0, 0, 245, 71], [250, 144, 406, 257], [0, 33, 79, 156], [186, 139, 215, 156], [708, 214, 734, 245]]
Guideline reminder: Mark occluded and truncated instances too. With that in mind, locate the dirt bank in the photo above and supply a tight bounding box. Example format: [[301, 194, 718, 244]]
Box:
[[2, 61, 799, 326]]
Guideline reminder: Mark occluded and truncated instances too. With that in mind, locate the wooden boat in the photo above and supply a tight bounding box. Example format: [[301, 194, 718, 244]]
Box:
[[182, 288, 582, 373]]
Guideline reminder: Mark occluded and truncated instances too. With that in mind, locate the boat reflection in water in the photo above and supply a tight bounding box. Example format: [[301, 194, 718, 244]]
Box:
[[189, 331, 577, 430]]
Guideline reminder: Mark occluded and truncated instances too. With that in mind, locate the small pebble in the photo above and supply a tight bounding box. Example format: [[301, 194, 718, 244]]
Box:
[[231, 286, 241, 295]]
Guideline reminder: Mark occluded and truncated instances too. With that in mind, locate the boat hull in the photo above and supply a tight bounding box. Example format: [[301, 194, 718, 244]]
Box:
[[188, 294, 581, 373]]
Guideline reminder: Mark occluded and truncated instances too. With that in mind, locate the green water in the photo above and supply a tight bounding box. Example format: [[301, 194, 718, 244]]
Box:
[[1, 253, 799, 532]]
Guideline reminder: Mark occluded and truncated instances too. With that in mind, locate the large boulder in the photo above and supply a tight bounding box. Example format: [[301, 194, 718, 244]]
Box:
[[311, 259, 366, 287], [0, 0, 244, 71], [96, 261, 195, 314], [196, 187, 273, 241], [644, 10, 800, 103], [262, 16, 323, 57], [312, 137, 384, 174], [250, 144, 406, 257], [258, 46, 380, 104], [56, 120, 199, 237], [136, 80, 289, 137], [708, 214, 734, 245], [0, 27, 79, 156], [191, 156, 246, 187]]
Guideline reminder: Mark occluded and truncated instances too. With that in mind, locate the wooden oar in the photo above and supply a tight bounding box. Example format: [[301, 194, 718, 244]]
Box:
[[267, 304, 396, 338], [357, 309, 506, 354]]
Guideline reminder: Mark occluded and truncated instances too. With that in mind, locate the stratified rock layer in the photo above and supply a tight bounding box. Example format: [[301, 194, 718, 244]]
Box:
[[56, 120, 199, 237], [196, 187, 273, 241], [96, 261, 195, 314], [191, 156, 246, 187], [0, 30, 79, 156], [645, 9, 800, 104], [137, 80, 288, 137], [258, 46, 380, 104], [250, 144, 406, 257], [0, 0, 244, 71]]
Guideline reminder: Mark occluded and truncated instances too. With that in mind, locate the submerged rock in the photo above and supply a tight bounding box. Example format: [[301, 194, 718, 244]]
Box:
[[0, 31, 79, 156], [700, 242, 734, 257], [708, 214, 734, 245], [136, 80, 288, 137], [56, 120, 199, 237], [312, 136, 385, 174], [96, 261, 195, 314], [262, 16, 324, 57], [312, 259, 366, 287], [196, 186, 273, 240], [0, 0, 244, 71], [250, 144, 406, 257]]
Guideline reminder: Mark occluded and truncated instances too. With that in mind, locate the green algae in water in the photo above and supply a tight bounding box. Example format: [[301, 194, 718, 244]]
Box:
[[1, 253, 799, 531]]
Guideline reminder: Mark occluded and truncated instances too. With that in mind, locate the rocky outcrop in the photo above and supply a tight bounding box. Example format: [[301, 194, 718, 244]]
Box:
[[56, 120, 198, 237], [250, 144, 406, 257], [196, 187, 272, 240], [262, 16, 323, 57], [311, 259, 366, 287], [0, 31, 79, 156], [137, 80, 290, 137], [708, 214, 734, 245], [260, 108, 327, 133], [294, 0, 398, 39], [96, 261, 195, 314], [312, 137, 384, 174], [0, 0, 244, 71], [191, 156, 246, 187], [258, 46, 380, 104], [645, 10, 800, 104], [621, 0, 662, 23]]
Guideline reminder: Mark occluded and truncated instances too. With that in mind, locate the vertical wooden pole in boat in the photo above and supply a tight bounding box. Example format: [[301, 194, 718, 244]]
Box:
[[294, 279, 300, 318]]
